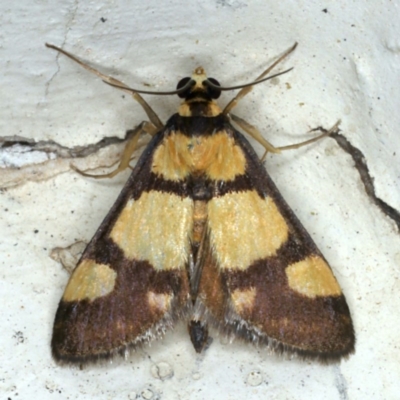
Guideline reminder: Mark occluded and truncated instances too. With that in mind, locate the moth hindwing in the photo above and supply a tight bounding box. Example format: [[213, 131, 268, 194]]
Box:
[[48, 44, 355, 364]]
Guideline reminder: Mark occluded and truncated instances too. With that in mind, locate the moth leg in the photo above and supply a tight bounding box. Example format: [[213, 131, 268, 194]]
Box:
[[71, 121, 158, 179], [223, 42, 297, 115], [231, 114, 341, 161], [46, 44, 163, 130], [230, 113, 281, 155], [276, 120, 341, 151]]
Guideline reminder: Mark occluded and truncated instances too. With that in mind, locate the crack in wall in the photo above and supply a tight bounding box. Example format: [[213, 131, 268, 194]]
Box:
[[45, 0, 80, 96], [330, 132, 400, 231], [0, 130, 135, 160], [0, 128, 148, 188]]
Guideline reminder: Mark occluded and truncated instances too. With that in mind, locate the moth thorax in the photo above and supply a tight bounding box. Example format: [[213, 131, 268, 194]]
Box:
[[178, 99, 222, 117]]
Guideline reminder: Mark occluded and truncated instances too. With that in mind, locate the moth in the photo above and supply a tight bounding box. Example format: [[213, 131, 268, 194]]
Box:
[[46, 43, 355, 364]]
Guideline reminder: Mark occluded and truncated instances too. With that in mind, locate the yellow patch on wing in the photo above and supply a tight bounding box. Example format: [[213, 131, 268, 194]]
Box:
[[151, 131, 246, 181], [147, 292, 172, 313], [151, 132, 191, 181], [109, 192, 193, 270], [63, 259, 117, 302], [231, 287, 256, 314], [208, 190, 289, 270], [285, 256, 342, 298]]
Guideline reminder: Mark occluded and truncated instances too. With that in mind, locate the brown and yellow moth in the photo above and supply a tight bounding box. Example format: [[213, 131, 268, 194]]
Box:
[[46, 43, 355, 364]]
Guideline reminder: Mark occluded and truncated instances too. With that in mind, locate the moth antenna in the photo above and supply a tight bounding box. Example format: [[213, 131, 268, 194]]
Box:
[[45, 43, 195, 96], [223, 42, 298, 114], [204, 68, 293, 92], [103, 78, 195, 96]]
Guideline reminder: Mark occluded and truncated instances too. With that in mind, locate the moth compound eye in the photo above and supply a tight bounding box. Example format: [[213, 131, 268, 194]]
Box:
[[176, 77, 192, 98], [205, 77, 221, 99]]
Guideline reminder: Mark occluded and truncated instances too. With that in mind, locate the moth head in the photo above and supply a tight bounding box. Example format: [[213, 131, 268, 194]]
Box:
[[176, 67, 221, 100]]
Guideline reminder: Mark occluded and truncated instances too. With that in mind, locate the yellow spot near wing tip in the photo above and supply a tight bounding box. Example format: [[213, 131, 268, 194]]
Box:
[[148, 292, 172, 313], [285, 255, 342, 298], [63, 259, 117, 302], [231, 287, 257, 314]]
